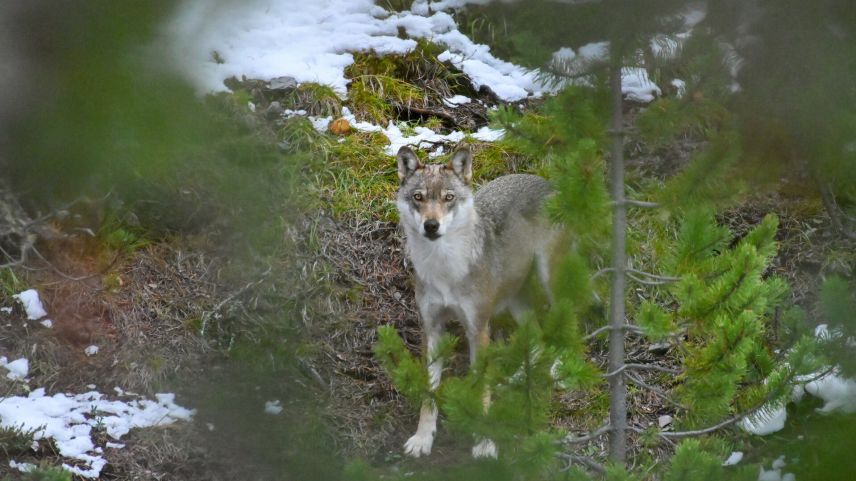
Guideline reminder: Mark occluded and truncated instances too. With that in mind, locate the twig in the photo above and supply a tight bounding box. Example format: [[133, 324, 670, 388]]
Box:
[[591, 267, 614, 280], [609, 199, 660, 209], [658, 413, 744, 439], [603, 363, 682, 378], [558, 453, 607, 474], [627, 268, 680, 282], [626, 271, 673, 286], [31, 246, 102, 282], [584, 325, 612, 340], [562, 423, 611, 444], [624, 371, 681, 406], [584, 324, 644, 341]]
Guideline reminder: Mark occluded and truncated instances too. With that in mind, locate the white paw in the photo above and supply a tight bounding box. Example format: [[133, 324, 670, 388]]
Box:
[[404, 432, 434, 458], [472, 438, 497, 459]]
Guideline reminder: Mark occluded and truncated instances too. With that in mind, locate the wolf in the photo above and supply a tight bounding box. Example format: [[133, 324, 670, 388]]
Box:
[[395, 145, 559, 459]]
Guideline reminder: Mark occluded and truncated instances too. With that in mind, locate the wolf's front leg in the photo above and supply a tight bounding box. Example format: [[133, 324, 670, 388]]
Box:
[[404, 313, 443, 457]]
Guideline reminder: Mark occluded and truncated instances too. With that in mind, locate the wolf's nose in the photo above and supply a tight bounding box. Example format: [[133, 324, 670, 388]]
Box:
[[423, 220, 439, 235]]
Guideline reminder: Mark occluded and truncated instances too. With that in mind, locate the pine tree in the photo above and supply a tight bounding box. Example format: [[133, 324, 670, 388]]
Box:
[[374, 1, 825, 479]]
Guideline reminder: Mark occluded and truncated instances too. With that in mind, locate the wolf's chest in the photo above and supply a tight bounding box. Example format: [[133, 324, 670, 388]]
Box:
[[408, 236, 479, 306]]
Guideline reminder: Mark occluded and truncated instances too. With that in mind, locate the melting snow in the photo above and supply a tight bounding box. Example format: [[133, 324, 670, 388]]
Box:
[[9, 460, 36, 473], [0, 385, 195, 478], [13, 289, 47, 320], [299, 107, 505, 157], [1, 357, 29, 380], [166, 0, 547, 101], [264, 400, 284, 415], [723, 451, 744, 466]]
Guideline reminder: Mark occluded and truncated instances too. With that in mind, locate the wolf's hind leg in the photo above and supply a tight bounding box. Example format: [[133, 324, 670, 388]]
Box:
[[535, 246, 555, 306]]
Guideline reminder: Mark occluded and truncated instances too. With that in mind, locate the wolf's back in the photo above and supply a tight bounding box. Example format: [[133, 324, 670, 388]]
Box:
[[475, 174, 552, 231]]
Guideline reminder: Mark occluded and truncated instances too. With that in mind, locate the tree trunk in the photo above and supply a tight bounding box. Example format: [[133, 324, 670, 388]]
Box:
[[607, 59, 627, 464]]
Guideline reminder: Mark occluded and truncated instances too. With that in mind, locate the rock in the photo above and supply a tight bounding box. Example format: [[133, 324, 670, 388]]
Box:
[[647, 341, 672, 355], [329, 117, 351, 135], [265, 101, 284, 119], [658, 414, 673, 428], [268, 76, 297, 91]]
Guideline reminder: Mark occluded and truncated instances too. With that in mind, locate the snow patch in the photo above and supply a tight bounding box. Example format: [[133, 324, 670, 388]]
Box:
[[804, 373, 856, 413], [723, 451, 744, 466], [9, 460, 36, 473], [40, 319, 54, 328], [264, 400, 284, 415], [13, 289, 47, 320], [758, 456, 795, 481], [0, 385, 195, 478], [443, 95, 471, 107], [741, 404, 787, 436], [166, 0, 548, 101], [1, 357, 29, 380], [300, 107, 504, 157]]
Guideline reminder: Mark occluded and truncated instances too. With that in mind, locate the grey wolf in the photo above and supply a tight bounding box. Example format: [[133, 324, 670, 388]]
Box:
[[395, 146, 558, 458]]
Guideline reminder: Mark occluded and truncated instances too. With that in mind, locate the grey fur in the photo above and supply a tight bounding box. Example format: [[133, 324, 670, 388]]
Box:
[[395, 146, 559, 459]]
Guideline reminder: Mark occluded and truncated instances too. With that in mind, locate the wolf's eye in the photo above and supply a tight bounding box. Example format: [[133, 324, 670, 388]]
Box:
[[444, 193, 455, 201], [413, 192, 423, 201]]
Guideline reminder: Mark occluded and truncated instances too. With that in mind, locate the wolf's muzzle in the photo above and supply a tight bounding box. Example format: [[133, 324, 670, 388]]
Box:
[[423, 219, 440, 240]]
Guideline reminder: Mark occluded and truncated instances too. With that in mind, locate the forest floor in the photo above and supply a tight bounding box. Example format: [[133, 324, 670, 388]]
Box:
[[2, 17, 856, 481]]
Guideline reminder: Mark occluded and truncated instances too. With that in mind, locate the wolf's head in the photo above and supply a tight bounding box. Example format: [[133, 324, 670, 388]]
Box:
[[396, 146, 475, 241]]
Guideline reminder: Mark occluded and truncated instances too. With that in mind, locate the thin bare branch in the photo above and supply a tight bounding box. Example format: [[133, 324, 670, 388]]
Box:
[[626, 271, 673, 286], [609, 199, 660, 208], [584, 323, 644, 341], [591, 267, 614, 280], [624, 371, 682, 406], [558, 453, 607, 474], [562, 423, 611, 444], [627, 268, 680, 282], [658, 413, 743, 439], [603, 363, 682, 378]]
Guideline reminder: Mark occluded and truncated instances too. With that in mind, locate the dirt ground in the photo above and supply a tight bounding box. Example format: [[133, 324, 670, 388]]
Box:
[[1, 100, 854, 480]]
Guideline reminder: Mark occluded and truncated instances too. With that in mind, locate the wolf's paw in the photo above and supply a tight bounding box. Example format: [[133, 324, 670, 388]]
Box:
[[472, 438, 497, 459], [404, 432, 434, 458]]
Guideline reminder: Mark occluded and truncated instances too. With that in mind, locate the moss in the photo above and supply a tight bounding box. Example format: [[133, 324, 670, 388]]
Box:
[[286, 83, 342, 117], [321, 131, 401, 221], [279, 116, 331, 155], [469, 140, 537, 183], [345, 40, 475, 116]]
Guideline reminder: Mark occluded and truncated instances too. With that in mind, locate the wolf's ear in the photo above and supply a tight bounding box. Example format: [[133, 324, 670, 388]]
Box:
[[448, 148, 473, 183], [396, 146, 422, 182]]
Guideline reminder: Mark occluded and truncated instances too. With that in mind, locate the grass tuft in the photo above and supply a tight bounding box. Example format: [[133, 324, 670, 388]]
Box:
[[286, 83, 342, 117], [348, 75, 425, 125], [320, 131, 400, 221], [0, 425, 37, 457]]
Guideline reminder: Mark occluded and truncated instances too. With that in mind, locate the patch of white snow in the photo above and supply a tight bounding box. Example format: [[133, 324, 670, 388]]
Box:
[[13, 289, 47, 320]]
